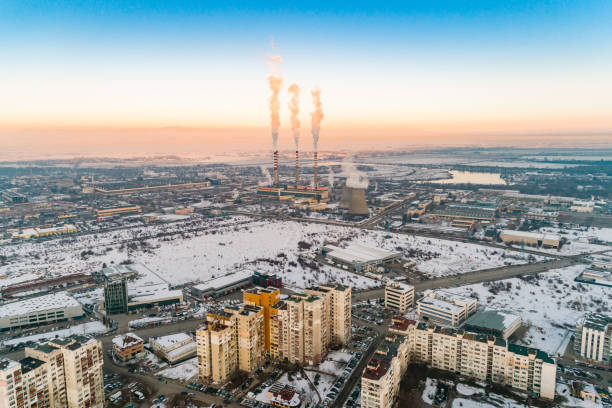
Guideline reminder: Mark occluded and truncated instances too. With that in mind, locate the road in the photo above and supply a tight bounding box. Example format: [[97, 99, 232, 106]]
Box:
[[352, 257, 580, 302]]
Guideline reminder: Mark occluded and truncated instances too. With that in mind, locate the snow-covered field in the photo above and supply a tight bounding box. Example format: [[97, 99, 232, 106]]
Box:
[[444, 265, 611, 355], [0, 216, 541, 289], [0, 320, 107, 346], [157, 357, 198, 381], [541, 226, 612, 245]]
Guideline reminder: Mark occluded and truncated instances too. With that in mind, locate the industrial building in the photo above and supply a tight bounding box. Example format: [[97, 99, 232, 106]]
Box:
[[94, 181, 211, 196], [0, 273, 94, 300], [189, 270, 253, 300], [416, 290, 477, 327], [256, 185, 329, 201], [0, 292, 84, 330], [151, 333, 197, 364], [340, 186, 369, 216], [321, 243, 401, 273], [112, 333, 144, 362], [11, 224, 77, 240], [95, 205, 142, 220], [429, 203, 497, 227], [499, 230, 561, 249], [574, 313, 611, 368], [384, 282, 415, 314], [127, 283, 183, 310], [575, 268, 612, 287], [462, 310, 522, 339], [251, 272, 283, 288]]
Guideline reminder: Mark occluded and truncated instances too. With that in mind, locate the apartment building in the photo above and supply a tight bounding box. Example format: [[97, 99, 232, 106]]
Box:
[[416, 290, 477, 326], [243, 287, 280, 353], [196, 305, 266, 383], [0, 357, 52, 408], [574, 313, 611, 368], [305, 284, 352, 346], [384, 282, 415, 314], [362, 319, 557, 406], [4, 336, 105, 408]]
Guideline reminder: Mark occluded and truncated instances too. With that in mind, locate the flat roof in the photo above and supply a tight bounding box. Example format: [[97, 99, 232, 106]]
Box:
[[192, 270, 252, 292], [151, 333, 192, 349], [324, 243, 401, 265], [0, 292, 81, 318], [500, 229, 561, 241], [464, 310, 521, 332], [418, 296, 464, 314]]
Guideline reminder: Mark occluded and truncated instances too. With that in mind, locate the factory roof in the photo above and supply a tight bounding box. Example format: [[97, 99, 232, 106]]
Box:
[[128, 283, 182, 303], [166, 342, 196, 359], [151, 333, 193, 350], [192, 270, 253, 292], [463, 310, 521, 333], [0, 292, 81, 318], [500, 229, 561, 241], [323, 243, 401, 265]]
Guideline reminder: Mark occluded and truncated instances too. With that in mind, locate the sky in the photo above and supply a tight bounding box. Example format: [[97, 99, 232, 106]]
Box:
[[1, 0, 612, 158]]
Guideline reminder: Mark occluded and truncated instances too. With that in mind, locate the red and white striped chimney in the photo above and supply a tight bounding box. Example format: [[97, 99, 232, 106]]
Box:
[[295, 150, 299, 186], [273, 150, 279, 186], [313, 151, 318, 189]]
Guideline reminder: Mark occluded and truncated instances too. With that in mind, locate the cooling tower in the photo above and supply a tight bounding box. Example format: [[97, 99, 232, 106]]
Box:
[[340, 186, 368, 215]]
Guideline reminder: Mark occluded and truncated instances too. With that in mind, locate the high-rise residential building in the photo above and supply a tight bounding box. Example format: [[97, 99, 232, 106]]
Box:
[[305, 284, 352, 346], [0, 336, 105, 408], [196, 305, 266, 383], [243, 287, 280, 353], [104, 277, 128, 315], [364, 319, 557, 407], [0, 357, 52, 408], [384, 282, 414, 314], [574, 313, 611, 368]]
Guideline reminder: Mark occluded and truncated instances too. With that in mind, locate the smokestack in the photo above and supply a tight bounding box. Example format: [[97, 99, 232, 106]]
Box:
[[314, 151, 318, 189], [273, 150, 279, 186], [295, 150, 299, 186]]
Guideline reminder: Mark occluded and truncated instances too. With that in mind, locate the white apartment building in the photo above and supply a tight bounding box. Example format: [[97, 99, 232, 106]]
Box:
[[574, 313, 611, 368], [416, 290, 477, 326], [0, 357, 51, 408], [305, 284, 352, 346], [384, 282, 415, 314], [364, 317, 557, 407]]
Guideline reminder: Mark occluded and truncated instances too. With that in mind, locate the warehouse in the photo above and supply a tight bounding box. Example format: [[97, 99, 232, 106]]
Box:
[[463, 310, 522, 339], [429, 203, 496, 225], [321, 243, 401, 273], [499, 230, 561, 248], [0, 292, 84, 330], [150, 332, 196, 364], [188, 270, 253, 300], [127, 283, 183, 310]]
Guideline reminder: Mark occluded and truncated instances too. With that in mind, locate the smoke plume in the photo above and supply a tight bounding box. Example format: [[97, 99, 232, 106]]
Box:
[[342, 154, 369, 189], [259, 165, 272, 186], [327, 167, 335, 189], [268, 75, 282, 150], [288, 83, 300, 148], [310, 88, 324, 150]]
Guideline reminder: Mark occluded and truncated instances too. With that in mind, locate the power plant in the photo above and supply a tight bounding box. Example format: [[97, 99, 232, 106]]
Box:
[[340, 186, 369, 216]]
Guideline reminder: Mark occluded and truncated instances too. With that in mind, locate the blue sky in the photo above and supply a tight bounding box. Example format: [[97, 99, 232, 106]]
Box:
[[1, 0, 611, 153]]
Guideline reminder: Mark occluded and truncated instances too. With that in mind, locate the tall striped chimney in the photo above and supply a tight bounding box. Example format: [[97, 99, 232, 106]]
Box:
[[313, 151, 318, 189], [295, 150, 299, 186], [273, 150, 279, 186]]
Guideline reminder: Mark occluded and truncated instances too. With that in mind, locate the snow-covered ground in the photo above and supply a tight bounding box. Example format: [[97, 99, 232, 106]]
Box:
[[556, 383, 600, 408], [156, 357, 198, 381], [255, 372, 314, 405], [0, 320, 107, 346], [444, 265, 611, 355], [0, 216, 540, 289], [422, 378, 438, 405]]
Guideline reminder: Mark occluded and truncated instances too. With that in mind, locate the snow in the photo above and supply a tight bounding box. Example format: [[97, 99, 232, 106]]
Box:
[[151, 333, 192, 349], [1, 321, 107, 346], [456, 384, 484, 397], [422, 378, 437, 404], [444, 265, 611, 354], [1, 215, 542, 291], [0, 272, 43, 288], [556, 383, 600, 408], [129, 316, 170, 327], [156, 357, 198, 381], [0, 292, 81, 318]]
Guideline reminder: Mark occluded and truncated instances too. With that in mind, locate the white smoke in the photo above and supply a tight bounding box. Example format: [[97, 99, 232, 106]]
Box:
[[327, 167, 335, 189], [259, 165, 272, 186], [268, 75, 282, 150], [311, 88, 324, 151], [288, 83, 300, 149], [342, 155, 369, 189]]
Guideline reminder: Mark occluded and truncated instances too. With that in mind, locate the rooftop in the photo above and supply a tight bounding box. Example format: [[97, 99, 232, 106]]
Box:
[[112, 333, 144, 349], [192, 270, 253, 292], [464, 310, 521, 332], [151, 333, 193, 350], [19, 357, 45, 374], [0, 292, 81, 318], [323, 243, 401, 265]]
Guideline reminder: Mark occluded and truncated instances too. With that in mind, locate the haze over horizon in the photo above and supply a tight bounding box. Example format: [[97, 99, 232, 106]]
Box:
[[2, 0, 612, 160]]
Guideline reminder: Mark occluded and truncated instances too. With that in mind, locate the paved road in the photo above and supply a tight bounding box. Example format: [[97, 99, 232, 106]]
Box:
[[352, 257, 580, 302]]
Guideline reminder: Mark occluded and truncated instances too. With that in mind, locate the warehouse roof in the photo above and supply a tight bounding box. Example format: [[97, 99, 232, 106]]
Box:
[[323, 243, 400, 264], [192, 269, 252, 292], [0, 292, 81, 318]]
